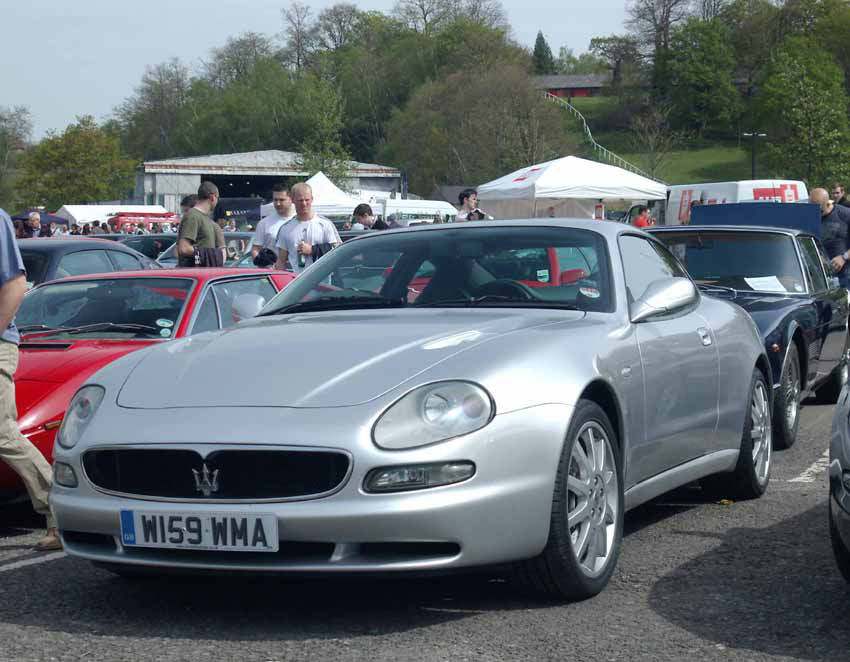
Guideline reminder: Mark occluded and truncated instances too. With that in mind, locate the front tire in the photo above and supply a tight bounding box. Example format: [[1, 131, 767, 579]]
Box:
[[773, 343, 801, 450], [703, 368, 772, 500], [512, 399, 624, 600]]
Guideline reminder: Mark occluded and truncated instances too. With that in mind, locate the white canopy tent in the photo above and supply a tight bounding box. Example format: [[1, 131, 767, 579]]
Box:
[[55, 205, 170, 225], [260, 171, 361, 219], [477, 156, 666, 220]]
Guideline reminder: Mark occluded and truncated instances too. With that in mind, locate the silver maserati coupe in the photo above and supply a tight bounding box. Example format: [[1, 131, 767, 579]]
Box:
[[51, 219, 771, 600]]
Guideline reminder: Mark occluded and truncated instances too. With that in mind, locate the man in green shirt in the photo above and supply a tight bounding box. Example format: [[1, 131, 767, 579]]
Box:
[[177, 181, 222, 267]]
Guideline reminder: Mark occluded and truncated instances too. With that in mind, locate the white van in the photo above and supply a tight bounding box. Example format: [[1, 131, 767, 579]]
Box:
[[665, 180, 808, 225], [380, 199, 458, 226]]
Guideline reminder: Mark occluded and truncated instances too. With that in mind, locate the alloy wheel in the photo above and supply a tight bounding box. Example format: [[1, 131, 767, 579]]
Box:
[[567, 421, 619, 577], [783, 356, 800, 432], [751, 380, 772, 486]]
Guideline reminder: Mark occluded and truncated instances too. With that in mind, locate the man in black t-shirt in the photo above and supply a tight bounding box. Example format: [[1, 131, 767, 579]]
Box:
[[813, 187, 850, 287]]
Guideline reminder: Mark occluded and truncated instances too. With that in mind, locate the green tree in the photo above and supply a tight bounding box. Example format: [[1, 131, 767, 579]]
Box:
[[296, 81, 353, 186], [588, 35, 641, 87], [669, 18, 740, 135], [382, 63, 578, 193], [16, 116, 135, 210], [556, 47, 607, 75], [0, 105, 32, 210], [759, 36, 850, 186], [532, 31, 557, 75]]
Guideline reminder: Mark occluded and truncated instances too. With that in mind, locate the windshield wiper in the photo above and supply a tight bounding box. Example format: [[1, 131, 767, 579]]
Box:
[[18, 324, 58, 333], [416, 295, 579, 309], [23, 322, 162, 337], [696, 283, 737, 297], [261, 296, 407, 316]]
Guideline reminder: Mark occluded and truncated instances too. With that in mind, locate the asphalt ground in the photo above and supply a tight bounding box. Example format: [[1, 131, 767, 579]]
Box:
[[0, 399, 845, 662]]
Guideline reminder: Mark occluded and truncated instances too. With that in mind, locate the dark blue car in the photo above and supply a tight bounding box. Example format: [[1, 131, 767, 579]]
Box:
[[650, 225, 849, 449]]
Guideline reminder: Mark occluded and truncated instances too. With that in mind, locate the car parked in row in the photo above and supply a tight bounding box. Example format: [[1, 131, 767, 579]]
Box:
[[19, 238, 160, 287], [650, 225, 849, 449], [157, 232, 253, 266], [0, 268, 295, 498], [52, 219, 770, 600]]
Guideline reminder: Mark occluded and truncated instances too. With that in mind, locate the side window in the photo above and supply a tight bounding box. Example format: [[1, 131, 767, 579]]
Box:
[[798, 237, 829, 291], [109, 250, 143, 271], [190, 290, 219, 334], [619, 235, 688, 303], [211, 278, 277, 328], [56, 250, 114, 278]]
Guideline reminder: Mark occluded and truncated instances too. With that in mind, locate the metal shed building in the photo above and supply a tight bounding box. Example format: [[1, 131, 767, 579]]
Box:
[[136, 150, 401, 213]]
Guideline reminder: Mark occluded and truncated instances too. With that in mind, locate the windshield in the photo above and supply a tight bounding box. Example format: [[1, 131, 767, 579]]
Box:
[[259, 226, 611, 315], [17, 277, 193, 338], [654, 231, 806, 294]]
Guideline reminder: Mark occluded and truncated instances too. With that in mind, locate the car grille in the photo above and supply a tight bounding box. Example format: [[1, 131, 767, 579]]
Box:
[[82, 448, 350, 500]]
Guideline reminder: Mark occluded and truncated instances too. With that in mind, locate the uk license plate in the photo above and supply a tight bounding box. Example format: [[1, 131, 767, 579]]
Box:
[[120, 510, 278, 552]]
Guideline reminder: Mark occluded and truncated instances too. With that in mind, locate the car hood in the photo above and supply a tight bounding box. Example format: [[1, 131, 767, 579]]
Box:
[[117, 309, 577, 409], [728, 293, 807, 337], [16, 338, 157, 424]]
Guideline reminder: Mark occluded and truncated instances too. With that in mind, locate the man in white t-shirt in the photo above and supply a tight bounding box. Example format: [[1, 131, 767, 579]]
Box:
[[252, 184, 294, 259], [275, 182, 340, 274]]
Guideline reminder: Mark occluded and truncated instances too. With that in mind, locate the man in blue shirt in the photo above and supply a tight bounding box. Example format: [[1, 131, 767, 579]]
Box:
[[0, 208, 59, 550]]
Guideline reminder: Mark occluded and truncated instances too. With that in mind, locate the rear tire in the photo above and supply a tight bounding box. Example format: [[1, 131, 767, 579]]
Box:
[[773, 343, 800, 450], [702, 368, 772, 500], [511, 399, 623, 600]]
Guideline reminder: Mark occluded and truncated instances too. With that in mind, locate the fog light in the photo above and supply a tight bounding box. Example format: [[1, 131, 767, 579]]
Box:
[[364, 461, 475, 493], [54, 462, 77, 488], [843, 471, 850, 492]]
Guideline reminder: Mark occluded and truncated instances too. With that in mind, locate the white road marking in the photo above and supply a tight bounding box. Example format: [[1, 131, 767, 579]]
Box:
[[0, 551, 66, 573], [788, 449, 831, 483]]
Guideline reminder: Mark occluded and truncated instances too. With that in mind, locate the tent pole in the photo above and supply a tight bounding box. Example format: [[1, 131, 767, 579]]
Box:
[[532, 199, 537, 219]]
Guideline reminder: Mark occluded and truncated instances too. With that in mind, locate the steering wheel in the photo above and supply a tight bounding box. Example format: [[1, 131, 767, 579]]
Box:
[[475, 279, 536, 300]]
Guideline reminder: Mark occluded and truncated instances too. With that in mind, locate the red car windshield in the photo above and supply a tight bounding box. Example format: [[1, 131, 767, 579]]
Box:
[[17, 278, 193, 338]]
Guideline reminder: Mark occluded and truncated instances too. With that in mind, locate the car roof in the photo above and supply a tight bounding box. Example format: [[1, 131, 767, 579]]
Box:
[[351, 218, 649, 242], [17, 237, 134, 253], [34, 267, 292, 288], [648, 224, 807, 237]]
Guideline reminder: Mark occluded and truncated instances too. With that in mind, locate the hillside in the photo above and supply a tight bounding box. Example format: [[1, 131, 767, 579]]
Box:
[[568, 97, 753, 185]]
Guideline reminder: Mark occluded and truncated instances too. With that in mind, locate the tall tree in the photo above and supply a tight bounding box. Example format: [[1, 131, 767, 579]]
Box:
[[669, 18, 740, 135], [202, 32, 276, 87], [589, 35, 641, 86], [297, 83, 352, 186], [382, 63, 578, 193], [16, 116, 135, 210], [281, 1, 315, 72], [453, 0, 509, 30], [0, 105, 32, 210], [114, 59, 191, 160], [626, 0, 692, 96], [314, 3, 363, 52], [392, 0, 454, 34], [699, 0, 728, 21], [532, 31, 557, 75], [759, 36, 850, 186]]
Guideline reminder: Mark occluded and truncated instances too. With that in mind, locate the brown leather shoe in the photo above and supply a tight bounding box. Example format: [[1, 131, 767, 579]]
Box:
[[35, 528, 62, 551]]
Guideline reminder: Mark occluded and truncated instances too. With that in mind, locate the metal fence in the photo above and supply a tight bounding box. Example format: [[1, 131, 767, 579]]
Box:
[[543, 92, 665, 184]]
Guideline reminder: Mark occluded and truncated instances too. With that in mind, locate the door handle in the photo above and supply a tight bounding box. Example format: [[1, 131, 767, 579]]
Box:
[[697, 327, 712, 346]]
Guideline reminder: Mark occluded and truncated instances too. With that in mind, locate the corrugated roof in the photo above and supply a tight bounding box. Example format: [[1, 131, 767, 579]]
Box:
[[532, 74, 611, 89], [143, 150, 399, 178]]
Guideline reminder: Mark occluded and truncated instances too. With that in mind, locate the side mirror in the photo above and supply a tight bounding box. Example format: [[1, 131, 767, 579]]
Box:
[[231, 294, 266, 324], [630, 277, 697, 323]]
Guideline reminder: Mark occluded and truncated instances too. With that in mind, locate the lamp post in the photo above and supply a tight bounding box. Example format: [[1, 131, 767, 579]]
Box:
[[742, 132, 767, 179]]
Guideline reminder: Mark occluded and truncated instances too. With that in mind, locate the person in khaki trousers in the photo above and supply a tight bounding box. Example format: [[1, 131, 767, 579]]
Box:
[[0, 208, 59, 551]]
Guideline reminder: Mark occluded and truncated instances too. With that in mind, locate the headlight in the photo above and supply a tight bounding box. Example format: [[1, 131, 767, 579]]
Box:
[[373, 381, 493, 450], [56, 385, 105, 449]]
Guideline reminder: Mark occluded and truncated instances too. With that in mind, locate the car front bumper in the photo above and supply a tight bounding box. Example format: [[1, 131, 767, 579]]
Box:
[[52, 403, 571, 573]]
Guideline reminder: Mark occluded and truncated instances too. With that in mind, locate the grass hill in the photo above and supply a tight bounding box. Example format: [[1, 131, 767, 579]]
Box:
[[568, 97, 753, 185]]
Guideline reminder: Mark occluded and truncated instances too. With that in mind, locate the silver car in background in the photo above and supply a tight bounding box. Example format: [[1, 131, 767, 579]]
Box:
[[51, 220, 771, 600]]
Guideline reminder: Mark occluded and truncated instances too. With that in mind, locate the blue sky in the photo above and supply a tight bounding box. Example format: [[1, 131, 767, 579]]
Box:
[[2, 0, 627, 138]]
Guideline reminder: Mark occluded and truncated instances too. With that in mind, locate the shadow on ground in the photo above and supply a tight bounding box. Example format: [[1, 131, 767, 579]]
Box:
[[649, 502, 850, 659]]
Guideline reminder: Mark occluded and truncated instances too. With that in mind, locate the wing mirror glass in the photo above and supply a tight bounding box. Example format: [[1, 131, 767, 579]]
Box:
[[630, 277, 697, 323]]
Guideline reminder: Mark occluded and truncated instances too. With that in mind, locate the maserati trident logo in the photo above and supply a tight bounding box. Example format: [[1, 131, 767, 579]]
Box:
[[192, 464, 219, 497]]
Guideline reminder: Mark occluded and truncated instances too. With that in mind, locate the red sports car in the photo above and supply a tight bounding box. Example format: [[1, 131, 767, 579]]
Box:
[[1, 268, 295, 496]]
